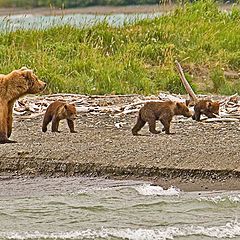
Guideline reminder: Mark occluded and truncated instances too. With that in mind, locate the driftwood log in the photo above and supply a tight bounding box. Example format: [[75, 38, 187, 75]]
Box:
[[175, 60, 198, 103], [175, 60, 240, 122]]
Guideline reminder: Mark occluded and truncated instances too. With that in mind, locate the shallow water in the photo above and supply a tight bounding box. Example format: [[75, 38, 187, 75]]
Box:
[[0, 177, 239, 240], [0, 13, 160, 31]]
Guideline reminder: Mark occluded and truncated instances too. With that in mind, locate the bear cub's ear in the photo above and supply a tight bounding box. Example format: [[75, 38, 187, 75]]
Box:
[[206, 102, 212, 109]]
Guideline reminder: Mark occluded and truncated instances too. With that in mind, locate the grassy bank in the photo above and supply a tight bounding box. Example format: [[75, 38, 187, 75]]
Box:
[[0, 0, 240, 95]]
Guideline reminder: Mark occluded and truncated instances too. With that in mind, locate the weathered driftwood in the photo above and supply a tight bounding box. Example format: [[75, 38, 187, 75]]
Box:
[[115, 109, 139, 116], [123, 99, 163, 111], [175, 60, 198, 103], [158, 93, 185, 102], [203, 117, 239, 123], [11, 93, 240, 124]]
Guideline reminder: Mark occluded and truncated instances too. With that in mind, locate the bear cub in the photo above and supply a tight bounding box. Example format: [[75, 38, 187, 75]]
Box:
[[42, 101, 77, 133], [192, 100, 220, 121], [132, 101, 192, 135]]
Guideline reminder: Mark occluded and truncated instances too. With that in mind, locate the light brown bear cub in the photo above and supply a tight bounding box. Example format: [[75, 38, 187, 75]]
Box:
[[192, 100, 220, 121], [132, 101, 192, 135], [0, 67, 46, 144], [42, 101, 77, 133]]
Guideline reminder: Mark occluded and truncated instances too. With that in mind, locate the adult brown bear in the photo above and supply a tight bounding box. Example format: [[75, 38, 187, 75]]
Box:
[[0, 67, 46, 143], [132, 101, 192, 135]]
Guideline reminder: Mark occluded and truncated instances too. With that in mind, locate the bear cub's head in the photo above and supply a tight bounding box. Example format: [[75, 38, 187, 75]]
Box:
[[174, 102, 193, 118], [64, 104, 77, 121], [206, 101, 220, 115]]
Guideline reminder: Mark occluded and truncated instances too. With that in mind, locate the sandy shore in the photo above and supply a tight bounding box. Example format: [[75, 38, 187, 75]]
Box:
[[0, 95, 240, 192]]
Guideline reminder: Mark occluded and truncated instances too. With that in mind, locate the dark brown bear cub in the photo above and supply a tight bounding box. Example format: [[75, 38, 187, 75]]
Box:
[[192, 100, 220, 121], [42, 101, 77, 133], [132, 101, 192, 135]]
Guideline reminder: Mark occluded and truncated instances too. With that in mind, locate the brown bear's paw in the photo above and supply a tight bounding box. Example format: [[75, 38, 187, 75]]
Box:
[[165, 132, 175, 135], [0, 139, 17, 144], [42, 127, 47, 132], [70, 130, 78, 133], [52, 130, 61, 133], [132, 130, 139, 136], [150, 130, 161, 134]]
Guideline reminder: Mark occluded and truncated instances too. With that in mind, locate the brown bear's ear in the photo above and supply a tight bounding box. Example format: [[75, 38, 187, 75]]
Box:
[[20, 67, 29, 71], [21, 69, 34, 80]]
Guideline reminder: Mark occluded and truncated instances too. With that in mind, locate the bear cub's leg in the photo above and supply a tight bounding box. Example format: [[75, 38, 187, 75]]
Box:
[[132, 115, 146, 135], [51, 116, 60, 133], [67, 119, 77, 133], [160, 119, 171, 134], [148, 118, 161, 134], [42, 115, 53, 132]]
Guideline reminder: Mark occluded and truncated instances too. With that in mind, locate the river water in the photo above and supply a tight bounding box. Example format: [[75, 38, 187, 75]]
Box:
[[0, 177, 239, 240], [0, 13, 160, 31]]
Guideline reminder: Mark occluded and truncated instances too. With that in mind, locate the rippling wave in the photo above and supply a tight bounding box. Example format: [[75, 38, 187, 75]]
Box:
[[0, 177, 239, 240], [1, 220, 240, 240]]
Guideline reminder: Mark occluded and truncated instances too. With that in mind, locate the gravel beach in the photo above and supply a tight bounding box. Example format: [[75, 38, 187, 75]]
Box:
[[0, 95, 240, 192]]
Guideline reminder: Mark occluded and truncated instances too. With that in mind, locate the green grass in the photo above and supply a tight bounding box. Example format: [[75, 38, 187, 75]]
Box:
[[0, 0, 240, 95]]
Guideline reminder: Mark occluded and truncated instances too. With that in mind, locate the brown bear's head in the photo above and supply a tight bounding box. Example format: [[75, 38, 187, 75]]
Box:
[[64, 104, 77, 121], [19, 67, 46, 94], [207, 101, 220, 115], [175, 102, 193, 117]]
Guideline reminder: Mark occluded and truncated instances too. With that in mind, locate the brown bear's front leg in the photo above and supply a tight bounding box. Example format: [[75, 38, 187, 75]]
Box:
[[67, 119, 77, 133], [132, 115, 146, 135], [160, 119, 171, 134], [204, 111, 216, 118], [192, 110, 201, 121], [7, 101, 14, 138], [42, 114, 53, 132], [51, 116, 60, 133], [148, 119, 160, 134], [0, 102, 16, 143]]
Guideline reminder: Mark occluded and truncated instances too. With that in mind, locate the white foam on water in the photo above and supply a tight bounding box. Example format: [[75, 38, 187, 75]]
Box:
[[3, 221, 239, 240], [132, 184, 180, 196], [74, 183, 180, 196], [199, 194, 240, 204]]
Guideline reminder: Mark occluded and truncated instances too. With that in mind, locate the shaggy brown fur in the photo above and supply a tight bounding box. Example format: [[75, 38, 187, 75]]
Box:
[[192, 100, 220, 121], [42, 101, 77, 133], [132, 101, 192, 135], [0, 67, 46, 144]]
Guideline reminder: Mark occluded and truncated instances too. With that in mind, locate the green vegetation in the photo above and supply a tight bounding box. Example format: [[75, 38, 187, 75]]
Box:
[[0, 0, 240, 95]]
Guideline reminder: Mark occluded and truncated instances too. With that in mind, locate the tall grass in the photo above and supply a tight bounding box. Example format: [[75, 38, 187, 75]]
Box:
[[0, 0, 240, 95]]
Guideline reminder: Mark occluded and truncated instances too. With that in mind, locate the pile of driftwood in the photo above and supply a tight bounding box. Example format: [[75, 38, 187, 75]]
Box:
[[13, 61, 240, 123], [13, 92, 240, 123]]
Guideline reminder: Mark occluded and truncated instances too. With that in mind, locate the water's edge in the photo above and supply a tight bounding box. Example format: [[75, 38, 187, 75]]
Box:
[[1, 157, 239, 191]]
